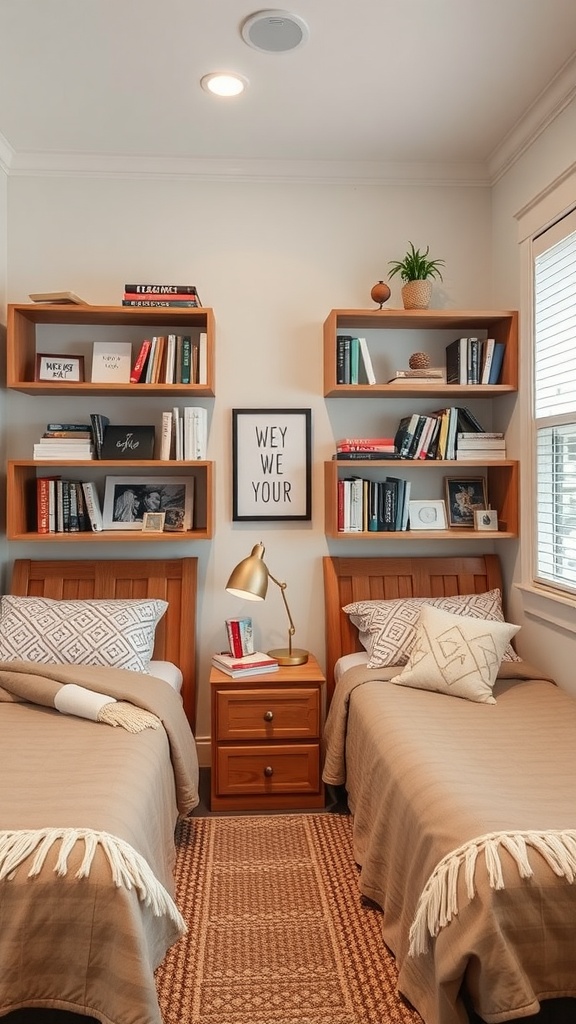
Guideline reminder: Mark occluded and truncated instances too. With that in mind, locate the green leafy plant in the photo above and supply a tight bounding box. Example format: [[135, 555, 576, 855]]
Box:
[[388, 242, 445, 283]]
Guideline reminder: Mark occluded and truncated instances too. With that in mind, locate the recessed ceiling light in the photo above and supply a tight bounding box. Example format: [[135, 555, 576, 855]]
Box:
[[241, 10, 309, 52], [200, 73, 248, 97]]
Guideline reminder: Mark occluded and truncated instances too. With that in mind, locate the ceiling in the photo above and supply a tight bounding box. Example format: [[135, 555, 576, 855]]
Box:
[[1, 0, 576, 183]]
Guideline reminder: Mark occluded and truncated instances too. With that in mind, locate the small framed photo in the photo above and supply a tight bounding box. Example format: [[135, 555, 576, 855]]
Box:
[[103, 476, 194, 531], [142, 511, 166, 533], [35, 353, 84, 382], [474, 508, 499, 531], [408, 499, 447, 531], [445, 477, 487, 528]]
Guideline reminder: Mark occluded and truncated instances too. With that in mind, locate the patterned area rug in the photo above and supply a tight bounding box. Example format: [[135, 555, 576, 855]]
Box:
[[155, 813, 422, 1024]]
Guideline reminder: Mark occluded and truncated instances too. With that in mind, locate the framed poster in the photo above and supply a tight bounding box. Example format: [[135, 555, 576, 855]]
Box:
[[232, 408, 312, 521], [444, 476, 487, 528]]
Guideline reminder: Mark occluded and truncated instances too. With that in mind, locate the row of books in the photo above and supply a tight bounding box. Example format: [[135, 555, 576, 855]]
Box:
[[36, 478, 104, 533], [130, 332, 207, 384], [159, 407, 208, 461], [445, 337, 505, 385], [336, 335, 376, 384], [338, 476, 411, 533], [225, 617, 254, 659], [122, 283, 202, 308], [393, 407, 489, 461]]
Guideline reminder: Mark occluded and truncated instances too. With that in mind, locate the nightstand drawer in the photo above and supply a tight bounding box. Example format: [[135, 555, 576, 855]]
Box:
[[215, 687, 320, 741], [215, 743, 321, 797]]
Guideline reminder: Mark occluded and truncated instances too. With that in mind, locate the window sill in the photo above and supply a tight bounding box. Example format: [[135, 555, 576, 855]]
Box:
[[515, 582, 576, 636]]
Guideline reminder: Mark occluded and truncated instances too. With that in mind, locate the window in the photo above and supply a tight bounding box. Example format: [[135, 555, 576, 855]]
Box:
[[533, 209, 576, 594]]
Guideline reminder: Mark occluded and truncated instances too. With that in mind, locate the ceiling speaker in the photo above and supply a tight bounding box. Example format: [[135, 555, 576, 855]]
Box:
[[241, 10, 309, 52]]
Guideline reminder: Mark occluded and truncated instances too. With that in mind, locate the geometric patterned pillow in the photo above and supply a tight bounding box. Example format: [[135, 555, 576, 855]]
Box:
[[0, 595, 168, 674], [343, 589, 521, 668], [391, 603, 521, 704]]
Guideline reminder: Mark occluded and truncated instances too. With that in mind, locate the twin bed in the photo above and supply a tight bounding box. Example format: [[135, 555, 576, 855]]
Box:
[[322, 554, 576, 1024], [0, 557, 199, 1024]]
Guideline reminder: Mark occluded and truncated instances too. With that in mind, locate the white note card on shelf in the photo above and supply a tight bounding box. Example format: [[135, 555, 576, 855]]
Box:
[[91, 342, 132, 383]]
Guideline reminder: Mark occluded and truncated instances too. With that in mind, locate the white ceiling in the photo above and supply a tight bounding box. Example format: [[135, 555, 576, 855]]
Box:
[[1, 0, 576, 182]]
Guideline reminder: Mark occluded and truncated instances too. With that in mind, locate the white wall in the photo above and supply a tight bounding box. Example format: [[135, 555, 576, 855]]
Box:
[[5, 173, 494, 757], [491, 96, 576, 692]]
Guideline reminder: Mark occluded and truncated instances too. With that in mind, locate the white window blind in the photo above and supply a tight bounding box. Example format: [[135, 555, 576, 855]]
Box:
[[533, 210, 576, 593]]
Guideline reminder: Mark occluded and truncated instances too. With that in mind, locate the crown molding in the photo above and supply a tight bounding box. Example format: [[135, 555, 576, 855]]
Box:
[[6, 150, 489, 187], [488, 52, 576, 184]]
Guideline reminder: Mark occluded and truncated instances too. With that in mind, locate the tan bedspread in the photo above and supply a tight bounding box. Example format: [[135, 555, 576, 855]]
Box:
[[323, 661, 576, 1024], [0, 661, 199, 1024]]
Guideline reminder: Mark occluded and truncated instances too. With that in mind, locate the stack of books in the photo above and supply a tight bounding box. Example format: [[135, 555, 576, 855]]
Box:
[[446, 337, 505, 385], [130, 332, 207, 385], [334, 437, 397, 461], [456, 432, 506, 460], [211, 651, 279, 678], [122, 284, 202, 308], [388, 367, 446, 383], [159, 406, 208, 460], [336, 335, 376, 385], [338, 476, 411, 533], [33, 423, 95, 460]]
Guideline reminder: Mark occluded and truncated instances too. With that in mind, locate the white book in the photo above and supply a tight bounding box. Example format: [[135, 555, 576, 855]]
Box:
[[358, 337, 376, 385], [193, 406, 207, 459], [348, 477, 364, 532], [164, 334, 176, 384], [480, 338, 496, 384], [159, 411, 173, 460], [172, 406, 183, 460], [145, 337, 158, 383], [48, 479, 57, 532], [91, 342, 132, 384], [401, 480, 412, 531], [198, 332, 208, 385], [81, 481, 104, 531], [183, 406, 194, 461]]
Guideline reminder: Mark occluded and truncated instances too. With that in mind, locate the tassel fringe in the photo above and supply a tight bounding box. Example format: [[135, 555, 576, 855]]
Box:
[[0, 827, 186, 934], [97, 700, 161, 732], [409, 828, 576, 958]]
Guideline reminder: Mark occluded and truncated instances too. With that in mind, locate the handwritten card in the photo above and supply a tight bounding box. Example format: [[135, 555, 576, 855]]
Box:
[[91, 342, 132, 383]]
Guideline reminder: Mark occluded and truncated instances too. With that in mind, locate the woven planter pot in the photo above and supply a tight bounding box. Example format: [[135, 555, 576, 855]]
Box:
[[401, 280, 432, 309]]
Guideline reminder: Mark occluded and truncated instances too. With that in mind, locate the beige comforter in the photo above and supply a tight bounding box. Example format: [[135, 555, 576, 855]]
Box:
[[0, 661, 199, 1024], [323, 661, 576, 1024]]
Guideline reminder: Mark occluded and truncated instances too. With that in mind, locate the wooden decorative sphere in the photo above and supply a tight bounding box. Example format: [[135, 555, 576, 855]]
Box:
[[371, 280, 391, 308], [409, 351, 431, 369]]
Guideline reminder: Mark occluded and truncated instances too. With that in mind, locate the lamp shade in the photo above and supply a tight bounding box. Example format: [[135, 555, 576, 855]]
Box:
[[225, 543, 268, 601]]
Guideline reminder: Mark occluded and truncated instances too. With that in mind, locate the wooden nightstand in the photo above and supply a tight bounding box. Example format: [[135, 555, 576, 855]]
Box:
[[210, 654, 326, 812]]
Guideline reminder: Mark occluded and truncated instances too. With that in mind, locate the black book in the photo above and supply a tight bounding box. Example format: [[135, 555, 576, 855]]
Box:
[[124, 284, 199, 295], [446, 337, 468, 385], [100, 425, 155, 460], [394, 413, 420, 458], [89, 413, 110, 459], [406, 415, 428, 459], [336, 335, 353, 385], [382, 478, 398, 531], [457, 406, 486, 433]]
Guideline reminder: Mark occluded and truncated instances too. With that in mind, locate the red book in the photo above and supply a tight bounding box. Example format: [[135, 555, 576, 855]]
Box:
[[124, 292, 199, 303], [225, 619, 243, 659], [37, 476, 60, 533], [336, 437, 394, 447], [130, 339, 152, 383]]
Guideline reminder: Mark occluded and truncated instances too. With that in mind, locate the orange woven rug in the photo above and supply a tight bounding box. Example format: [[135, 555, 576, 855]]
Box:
[[155, 813, 422, 1024]]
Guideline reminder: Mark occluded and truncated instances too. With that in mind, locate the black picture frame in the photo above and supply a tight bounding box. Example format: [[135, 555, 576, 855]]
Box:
[[444, 476, 487, 528], [232, 408, 312, 522]]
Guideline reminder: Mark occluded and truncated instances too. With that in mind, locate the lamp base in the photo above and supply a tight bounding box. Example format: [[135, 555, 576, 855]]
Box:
[[267, 647, 309, 667]]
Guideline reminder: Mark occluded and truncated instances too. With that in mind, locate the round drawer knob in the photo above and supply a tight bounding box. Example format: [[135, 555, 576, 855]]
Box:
[[263, 710, 274, 722], [263, 766, 274, 777]]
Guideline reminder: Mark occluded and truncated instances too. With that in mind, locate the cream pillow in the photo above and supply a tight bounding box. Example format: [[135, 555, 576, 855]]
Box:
[[0, 595, 168, 674], [343, 589, 521, 668], [391, 604, 520, 704]]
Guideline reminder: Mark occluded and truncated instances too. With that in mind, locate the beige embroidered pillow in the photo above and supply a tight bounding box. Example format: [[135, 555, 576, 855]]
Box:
[[0, 595, 168, 673], [343, 589, 521, 668], [391, 604, 521, 704]]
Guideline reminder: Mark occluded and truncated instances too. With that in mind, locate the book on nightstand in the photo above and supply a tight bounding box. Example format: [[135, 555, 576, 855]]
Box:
[[212, 652, 279, 678]]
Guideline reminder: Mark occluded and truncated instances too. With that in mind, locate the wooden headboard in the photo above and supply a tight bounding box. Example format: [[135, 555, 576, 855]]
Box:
[[323, 553, 504, 705], [9, 557, 198, 729]]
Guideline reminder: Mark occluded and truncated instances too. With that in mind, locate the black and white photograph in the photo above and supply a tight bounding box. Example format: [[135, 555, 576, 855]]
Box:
[[445, 477, 487, 528], [103, 476, 194, 531]]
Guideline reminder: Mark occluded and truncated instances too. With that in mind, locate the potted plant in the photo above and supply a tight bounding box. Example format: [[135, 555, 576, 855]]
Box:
[[388, 242, 445, 309]]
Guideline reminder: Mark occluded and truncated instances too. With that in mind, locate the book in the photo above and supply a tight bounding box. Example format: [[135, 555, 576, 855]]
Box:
[[467, 338, 481, 384], [457, 431, 504, 439], [164, 335, 176, 385], [333, 451, 400, 461], [89, 413, 110, 459], [37, 477, 55, 533], [159, 411, 173, 460], [46, 423, 92, 432], [33, 444, 94, 459], [336, 335, 352, 384], [180, 336, 192, 384], [122, 299, 200, 308], [91, 342, 132, 384], [382, 478, 398, 531], [388, 368, 445, 380], [455, 450, 506, 460], [29, 291, 88, 305], [487, 343, 505, 385], [336, 437, 394, 447], [100, 425, 155, 460], [81, 481, 104, 531], [224, 618, 255, 659], [198, 332, 208, 385], [124, 284, 200, 296], [123, 292, 199, 304], [456, 436, 506, 448], [212, 650, 277, 673], [457, 407, 486, 433], [42, 430, 92, 439], [130, 339, 152, 383], [445, 337, 469, 385], [358, 337, 376, 385], [480, 338, 496, 384], [349, 337, 360, 384]]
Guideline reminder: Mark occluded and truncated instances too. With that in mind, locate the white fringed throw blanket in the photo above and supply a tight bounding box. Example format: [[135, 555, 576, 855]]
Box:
[[0, 826, 186, 932], [409, 828, 576, 956]]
